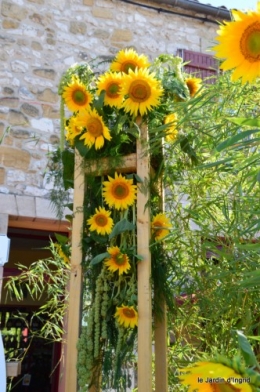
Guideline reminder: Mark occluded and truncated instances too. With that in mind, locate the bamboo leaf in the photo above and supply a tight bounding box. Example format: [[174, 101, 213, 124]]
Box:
[[227, 117, 260, 127], [216, 129, 260, 152], [236, 330, 259, 367]]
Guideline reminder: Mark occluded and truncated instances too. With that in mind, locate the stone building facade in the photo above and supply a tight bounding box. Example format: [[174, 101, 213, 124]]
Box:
[[0, 0, 230, 226]]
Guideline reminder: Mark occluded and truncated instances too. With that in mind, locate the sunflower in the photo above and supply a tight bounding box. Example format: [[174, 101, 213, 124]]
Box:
[[62, 76, 93, 112], [96, 72, 124, 108], [78, 108, 112, 150], [54, 243, 70, 264], [104, 246, 131, 275], [179, 361, 253, 392], [103, 172, 137, 210], [164, 113, 178, 142], [151, 213, 171, 241], [120, 68, 163, 117], [115, 305, 138, 328], [185, 77, 202, 97], [110, 48, 150, 74], [65, 115, 82, 145], [87, 207, 114, 235], [213, 3, 260, 84]]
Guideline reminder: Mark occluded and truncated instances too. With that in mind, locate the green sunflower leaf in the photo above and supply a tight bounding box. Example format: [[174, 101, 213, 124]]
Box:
[[90, 252, 110, 266], [109, 218, 135, 239]]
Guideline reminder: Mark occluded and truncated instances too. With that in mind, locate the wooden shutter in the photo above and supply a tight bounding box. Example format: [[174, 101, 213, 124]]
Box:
[[178, 49, 218, 83]]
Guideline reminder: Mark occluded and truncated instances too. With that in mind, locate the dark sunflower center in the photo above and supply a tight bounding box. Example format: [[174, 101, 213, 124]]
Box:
[[115, 253, 126, 265], [112, 183, 129, 199], [122, 308, 135, 318], [129, 80, 151, 102], [87, 118, 103, 137], [95, 214, 108, 227], [122, 61, 136, 73], [107, 82, 120, 98], [186, 81, 197, 97], [240, 21, 260, 62], [72, 89, 88, 105]]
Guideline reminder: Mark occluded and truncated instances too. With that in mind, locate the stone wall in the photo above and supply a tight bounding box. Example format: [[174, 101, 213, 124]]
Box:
[[0, 0, 219, 217]]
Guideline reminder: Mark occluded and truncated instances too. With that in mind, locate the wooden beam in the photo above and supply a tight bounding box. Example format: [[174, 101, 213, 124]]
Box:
[[65, 149, 85, 392], [85, 153, 137, 175], [8, 217, 70, 233], [137, 118, 152, 392]]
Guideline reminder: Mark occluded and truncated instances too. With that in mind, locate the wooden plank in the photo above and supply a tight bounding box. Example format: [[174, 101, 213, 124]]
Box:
[[136, 118, 152, 392], [85, 153, 137, 175], [65, 149, 85, 392], [8, 217, 70, 233]]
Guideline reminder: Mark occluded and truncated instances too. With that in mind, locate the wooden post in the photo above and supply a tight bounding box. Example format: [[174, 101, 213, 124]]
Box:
[[155, 299, 168, 391], [0, 214, 8, 302], [65, 149, 85, 392], [137, 118, 152, 391], [154, 181, 168, 392]]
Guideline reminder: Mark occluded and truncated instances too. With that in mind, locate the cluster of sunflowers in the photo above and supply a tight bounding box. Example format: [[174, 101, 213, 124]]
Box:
[[59, 48, 189, 389], [59, 48, 201, 155]]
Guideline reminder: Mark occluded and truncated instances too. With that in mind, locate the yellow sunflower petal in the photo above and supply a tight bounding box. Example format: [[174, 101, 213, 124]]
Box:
[[110, 48, 150, 74], [62, 76, 93, 112], [115, 305, 138, 328], [164, 113, 178, 142], [120, 68, 163, 117], [179, 361, 253, 392], [78, 108, 112, 150], [185, 77, 202, 97], [96, 71, 124, 108], [104, 246, 131, 275], [213, 4, 260, 84], [65, 115, 83, 146], [103, 172, 137, 210], [87, 207, 114, 235], [151, 213, 171, 241]]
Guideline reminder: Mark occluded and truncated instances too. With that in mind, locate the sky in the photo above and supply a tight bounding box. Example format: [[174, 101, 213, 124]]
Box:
[[200, 0, 258, 10]]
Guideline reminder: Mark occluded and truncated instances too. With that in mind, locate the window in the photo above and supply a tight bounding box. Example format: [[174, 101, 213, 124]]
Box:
[[178, 49, 218, 83]]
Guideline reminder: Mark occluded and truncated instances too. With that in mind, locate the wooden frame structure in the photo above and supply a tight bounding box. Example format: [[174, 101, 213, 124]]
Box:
[[64, 122, 168, 392]]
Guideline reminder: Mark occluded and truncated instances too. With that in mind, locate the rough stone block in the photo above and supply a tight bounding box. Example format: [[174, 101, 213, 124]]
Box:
[[111, 29, 133, 42], [3, 87, 14, 95], [11, 60, 29, 73], [0, 194, 18, 215], [21, 103, 40, 118], [37, 89, 58, 103], [0, 146, 30, 170], [31, 41, 43, 51], [8, 110, 29, 126], [2, 19, 20, 29], [92, 6, 113, 19], [83, 0, 94, 5], [0, 97, 19, 108], [70, 21, 87, 35], [35, 197, 57, 219], [1, 1, 28, 21], [42, 105, 60, 119], [33, 69, 56, 80], [0, 168, 5, 184], [16, 195, 36, 217], [10, 129, 31, 139]]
